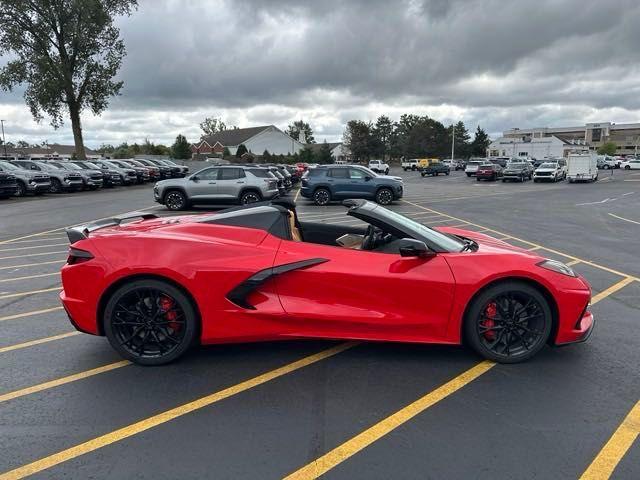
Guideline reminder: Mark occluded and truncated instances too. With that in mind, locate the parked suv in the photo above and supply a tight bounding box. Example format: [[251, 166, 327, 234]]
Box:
[[72, 161, 122, 187], [300, 165, 403, 206], [10, 160, 84, 193], [368, 159, 390, 175], [154, 166, 280, 210], [0, 170, 18, 198], [534, 162, 565, 182], [45, 160, 103, 190], [0, 160, 51, 196], [92, 160, 137, 185], [502, 161, 533, 182], [464, 160, 484, 177], [420, 161, 450, 176], [401, 159, 419, 171]]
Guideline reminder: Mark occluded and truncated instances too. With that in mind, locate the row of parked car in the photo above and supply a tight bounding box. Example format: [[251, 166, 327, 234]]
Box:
[[154, 163, 306, 210], [0, 157, 189, 199]]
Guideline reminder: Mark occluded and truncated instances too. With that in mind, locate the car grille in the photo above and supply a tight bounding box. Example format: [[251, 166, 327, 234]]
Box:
[[34, 176, 50, 183], [90, 174, 103, 180], [0, 176, 17, 186], [536, 171, 552, 176]]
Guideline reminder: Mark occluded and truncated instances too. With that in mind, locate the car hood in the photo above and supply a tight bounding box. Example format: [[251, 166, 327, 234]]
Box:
[[156, 178, 189, 187], [535, 168, 557, 172], [377, 175, 403, 182], [436, 226, 539, 256]]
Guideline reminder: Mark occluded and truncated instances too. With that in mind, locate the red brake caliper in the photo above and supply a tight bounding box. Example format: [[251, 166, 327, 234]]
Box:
[[482, 302, 497, 340], [159, 296, 180, 331]]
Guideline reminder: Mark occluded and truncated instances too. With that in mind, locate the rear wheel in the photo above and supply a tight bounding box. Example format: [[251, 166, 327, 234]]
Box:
[[49, 178, 62, 193], [164, 190, 188, 210], [104, 279, 198, 365], [625, 165, 631, 170], [14, 181, 27, 197], [313, 188, 331, 206], [240, 190, 261, 205], [464, 282, 552, 363], [375, 187, 393, 205]]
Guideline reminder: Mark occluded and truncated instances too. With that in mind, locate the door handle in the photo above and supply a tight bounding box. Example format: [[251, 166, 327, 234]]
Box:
[[207, 181, 216, 184], [236, 181, 245, 184]]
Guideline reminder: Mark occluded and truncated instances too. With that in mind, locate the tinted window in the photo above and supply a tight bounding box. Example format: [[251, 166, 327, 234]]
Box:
[[328, 168, 348, 178], [349, 168, 367, 179], [219, 168, 244, 180], [248, 169, 273, 178], [197, 168, 219, 180], [307, 168, 324, 177]]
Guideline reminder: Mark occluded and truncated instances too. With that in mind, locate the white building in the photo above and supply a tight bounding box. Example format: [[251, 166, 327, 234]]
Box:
[[488, 135, 589, 160], [191, 125, 305, 158], [306, 142, 350, 161]]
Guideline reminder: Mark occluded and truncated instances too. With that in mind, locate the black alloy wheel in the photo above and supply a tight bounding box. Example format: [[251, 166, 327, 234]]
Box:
[[313, 188, 331, 206], [465, 282, 552, 363], [14, 181, 26, 197], [49, 178, 62, 193], [376, 187, 393, 205], [104, 280, 197, 365], [240, 191, 261, 204], [164, 190, 187, 211]]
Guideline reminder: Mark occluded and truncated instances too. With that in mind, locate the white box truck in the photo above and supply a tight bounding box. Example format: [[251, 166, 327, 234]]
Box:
[[567, 154, 598, 183]]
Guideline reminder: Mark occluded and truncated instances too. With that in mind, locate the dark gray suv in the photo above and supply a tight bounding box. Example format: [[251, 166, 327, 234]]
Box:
[[154, 166, 280, 210]]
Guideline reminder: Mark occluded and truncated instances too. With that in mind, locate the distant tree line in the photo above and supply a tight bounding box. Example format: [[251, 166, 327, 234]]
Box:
[[343, 115, 491, 162]]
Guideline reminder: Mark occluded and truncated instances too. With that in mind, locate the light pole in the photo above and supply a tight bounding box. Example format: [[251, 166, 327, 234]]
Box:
[[1, 120, 6, 157], [451, 123, 455, 160]]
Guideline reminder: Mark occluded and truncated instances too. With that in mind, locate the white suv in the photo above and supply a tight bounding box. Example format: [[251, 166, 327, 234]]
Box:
[[401, 159, 419, 171], [369, 159, 390, 175], [464, 160, 484, 177]]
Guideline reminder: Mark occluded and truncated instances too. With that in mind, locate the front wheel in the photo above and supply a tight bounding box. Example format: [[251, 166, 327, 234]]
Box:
[[625, 165, 631, 170], [14, 181, 27, 197], [464, 282, 552, 363], [49, 178, 62, 194], [384, 169, 389, 175], [103, 279, 198, 365], [313, 188, 331, 206], [240, 190, 261, 204], [164, 190, 188, 210], [375, 187, 393, 205]]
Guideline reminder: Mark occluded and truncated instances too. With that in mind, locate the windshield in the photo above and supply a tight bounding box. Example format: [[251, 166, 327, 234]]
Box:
[[359, 166, 379, 177], [368, 205, 465, 252], [0, 161, 20, 171], [540, 163, 557, 168], [506, 162, 524, 168], [34, 162, 59, 171]]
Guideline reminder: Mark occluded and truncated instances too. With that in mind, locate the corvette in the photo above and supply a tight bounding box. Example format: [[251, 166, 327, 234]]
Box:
[[60, 199, 593, 365]]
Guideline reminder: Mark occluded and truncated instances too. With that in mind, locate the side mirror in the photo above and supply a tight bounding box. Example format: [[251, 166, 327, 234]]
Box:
[[190, 176, 199, 182], [364, 176, 372, 181], [398, 239, 433, 258], [31, 165, 38, 170]]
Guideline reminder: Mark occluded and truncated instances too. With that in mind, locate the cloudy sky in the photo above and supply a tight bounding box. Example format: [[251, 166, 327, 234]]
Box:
[[1, 0, 640, 148]]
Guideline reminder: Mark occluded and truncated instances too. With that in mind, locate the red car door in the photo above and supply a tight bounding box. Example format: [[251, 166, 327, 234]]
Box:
[[273, 239, 456, 343]]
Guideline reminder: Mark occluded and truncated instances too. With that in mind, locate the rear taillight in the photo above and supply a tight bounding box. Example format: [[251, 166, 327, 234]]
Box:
[[67, 247, 94, 265]]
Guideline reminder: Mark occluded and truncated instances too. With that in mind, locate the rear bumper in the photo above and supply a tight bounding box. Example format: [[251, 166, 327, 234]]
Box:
[[60, 289, 100, 336]]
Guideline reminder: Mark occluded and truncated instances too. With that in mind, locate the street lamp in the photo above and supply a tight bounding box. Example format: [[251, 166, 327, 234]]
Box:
[[451, 123, 455, 161], [0, 120, 6, 157]]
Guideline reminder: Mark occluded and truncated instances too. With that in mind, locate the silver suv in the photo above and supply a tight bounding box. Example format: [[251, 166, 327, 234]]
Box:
[[154, 166, 280, 210], [0, 159, 51, 196]]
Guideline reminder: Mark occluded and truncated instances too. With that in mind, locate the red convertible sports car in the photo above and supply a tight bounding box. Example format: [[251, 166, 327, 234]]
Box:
[[60, 199, 593, 365]]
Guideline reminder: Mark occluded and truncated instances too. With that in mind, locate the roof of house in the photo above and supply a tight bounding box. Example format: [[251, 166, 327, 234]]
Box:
[[198, 126, 273, 147], [305, 142, 342, 153]]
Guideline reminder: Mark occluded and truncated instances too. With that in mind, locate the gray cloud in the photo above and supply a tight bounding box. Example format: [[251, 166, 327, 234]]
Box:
[[1, 0, 640, 146]]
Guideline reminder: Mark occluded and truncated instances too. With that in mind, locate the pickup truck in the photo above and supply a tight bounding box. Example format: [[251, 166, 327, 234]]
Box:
[[420, 162, 450, 176], [401, 159, 419, 171], [369, 159, 390, 175]]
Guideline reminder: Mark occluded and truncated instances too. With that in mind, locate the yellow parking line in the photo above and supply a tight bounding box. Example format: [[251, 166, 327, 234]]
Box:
[[0, 260, 63, 271], [2, 237, 66, 244], [0, 342, 356, 480], [402, 201, 639, 281], [0, 360, 131, 404], [496, 235, 512, 240], [0, 332, 80, 354], [567, 260, 582, 266], [580, 400, 640, 479], [0, 287, 62, 300], [608, 213, 640, 226], [0, 306, 64, 322], [448, 223, 470, 228], [284, 360, 495, 480], [591, 277, 635, 305], [0, 243, 67, 253], [0, 228, 67, 246], [0, 272, 59, 283], [528, 246, 542, 251], [0, 250, 67, 261], [294, 187, 301, 202]]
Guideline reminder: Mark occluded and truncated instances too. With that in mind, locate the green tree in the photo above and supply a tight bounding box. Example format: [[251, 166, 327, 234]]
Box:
[[470, 126, 491, 157], [287, 120, 315, 144], [597, 142, 617, 155], [299, 147, 315, 164], [316, 142, 334, 164], [262, 149, 271, 162], [0, 0, 138, 159], [199, 117, 227, 137], [222, 146, 231, 158], [450, 121, 471, 159], [343, 120, 373, 161], [236, 144, 248, 157], [171, 134, 191, 159], [372, 115, 394, 159]]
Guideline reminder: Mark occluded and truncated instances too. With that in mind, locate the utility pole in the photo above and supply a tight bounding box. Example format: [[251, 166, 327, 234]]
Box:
[[451, 123, 455, 160], [0, 120, 6, 157]]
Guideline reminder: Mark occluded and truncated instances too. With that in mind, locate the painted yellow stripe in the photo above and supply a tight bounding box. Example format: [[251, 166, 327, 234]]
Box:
[[0, 228, 67, 246], [0, 272, 59, 283], [0, 360, 131, 404], [566, 259, 582, 266], [2, 237, 66, 244], [580, 400, 640, 479], [402, 201, 640, 281], [0, 260, 63, 271], [528, 246, 542, 251], [0, 342, 356, 480], [294, 187, 301, 202], [284, 360, 495, 480], [0, 306, 64, 322], [0, 332, 80, 354], [0, 287, 62, 300], [608, 213, 640, 226], [591, 277, 635, 305], [0, 250, 67, 261], [0, 243, 67, 253]]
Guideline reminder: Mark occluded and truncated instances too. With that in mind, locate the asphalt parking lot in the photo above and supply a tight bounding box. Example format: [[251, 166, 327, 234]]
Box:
[[1, 167, 639, 479]]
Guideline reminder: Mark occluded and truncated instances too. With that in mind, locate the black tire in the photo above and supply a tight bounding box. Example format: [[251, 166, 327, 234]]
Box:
[[445, 171, 449, 176], [625, 165, 631, 170], [464, 281, 552, 363], [476, 177, 481, 181], [240, 190, 262, 205], [375, 187, 393, 205], [313, 188, 331, 206], [502, 179, 506, 183], [164, 190, 188, 211], [421, 172, 426, 177], [49, 178, 62, 193], [466, 173, 472, 177], [14, 181, 27, 197], [103, 279, 198, 365], [384, 169, 389, 175]]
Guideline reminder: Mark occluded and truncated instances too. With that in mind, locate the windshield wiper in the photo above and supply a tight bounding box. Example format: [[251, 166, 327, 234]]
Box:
[[460, 238, 478, 252]]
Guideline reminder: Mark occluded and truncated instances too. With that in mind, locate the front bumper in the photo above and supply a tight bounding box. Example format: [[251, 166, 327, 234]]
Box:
[[0, 185, 17, 196], [27, 181, 52, 192]]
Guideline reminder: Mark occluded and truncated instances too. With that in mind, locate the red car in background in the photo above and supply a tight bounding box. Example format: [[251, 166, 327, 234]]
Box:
[[476, 163, 503, 181], [60, 199, 593, 366]]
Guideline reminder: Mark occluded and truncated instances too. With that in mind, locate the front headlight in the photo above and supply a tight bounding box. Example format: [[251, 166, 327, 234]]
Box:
[[537, 259, 577, 277]]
